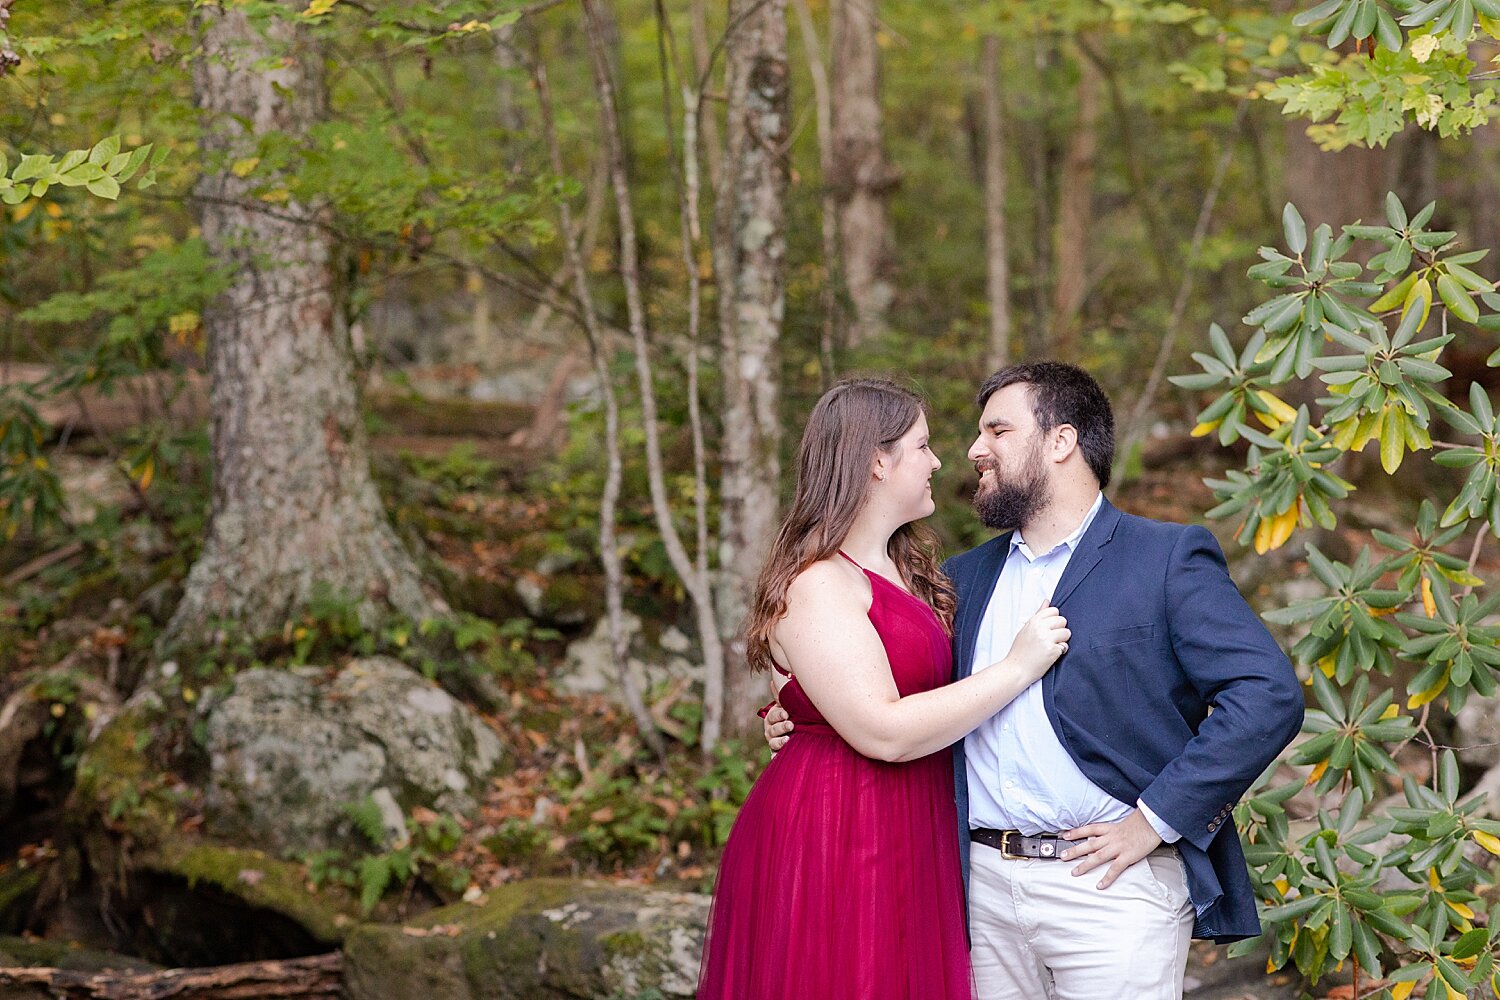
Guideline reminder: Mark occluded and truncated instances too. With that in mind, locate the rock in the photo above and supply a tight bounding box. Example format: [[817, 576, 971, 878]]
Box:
[[556, 614, 700, 708], [343, 879, 709, 1000], [203, 658, 504, 855]]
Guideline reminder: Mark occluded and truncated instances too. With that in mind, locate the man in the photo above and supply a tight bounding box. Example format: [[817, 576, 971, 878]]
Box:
[[765, 362, 1303, 999]]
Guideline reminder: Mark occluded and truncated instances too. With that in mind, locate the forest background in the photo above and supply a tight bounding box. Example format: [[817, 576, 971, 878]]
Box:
[[4, 0, 1500, 998]]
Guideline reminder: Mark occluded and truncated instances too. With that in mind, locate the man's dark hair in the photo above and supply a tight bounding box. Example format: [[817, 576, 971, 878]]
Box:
[[976, 361, 1115, 489]]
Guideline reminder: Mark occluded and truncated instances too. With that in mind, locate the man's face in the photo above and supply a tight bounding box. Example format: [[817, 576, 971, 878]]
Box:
[[967, 383, 1051, 531]]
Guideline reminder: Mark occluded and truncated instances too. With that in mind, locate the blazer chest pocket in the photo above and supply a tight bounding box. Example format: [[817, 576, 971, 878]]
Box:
[[1088, 623, 1158, 650]]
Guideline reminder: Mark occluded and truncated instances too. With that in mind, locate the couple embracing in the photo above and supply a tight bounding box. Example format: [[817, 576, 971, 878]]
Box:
[[697, 362, 1305, 1000]]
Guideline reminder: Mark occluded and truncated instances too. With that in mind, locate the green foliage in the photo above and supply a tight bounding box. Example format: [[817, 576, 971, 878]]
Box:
[[0, 136, 166, 205], [1181, 194, 1500, 993], [305, 798, 469, 916]]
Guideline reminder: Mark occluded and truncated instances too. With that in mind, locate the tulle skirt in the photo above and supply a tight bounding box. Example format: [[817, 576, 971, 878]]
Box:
[[698, 724, 974, 1000]]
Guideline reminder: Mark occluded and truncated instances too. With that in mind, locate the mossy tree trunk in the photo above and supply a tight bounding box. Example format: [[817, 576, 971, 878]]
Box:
[[164, 2, 443, 650]]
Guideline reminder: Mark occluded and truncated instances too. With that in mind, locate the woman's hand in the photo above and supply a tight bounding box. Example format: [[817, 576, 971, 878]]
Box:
[[1006, 605, 1070, 682]]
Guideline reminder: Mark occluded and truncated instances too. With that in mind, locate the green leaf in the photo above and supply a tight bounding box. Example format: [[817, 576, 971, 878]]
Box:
[[85, 175, 121, 200], [1294, 0, 1346, 24], [87, 135, 120, 167], [1438, 274, 1481, 324], [1284, 203, 1308, 255]]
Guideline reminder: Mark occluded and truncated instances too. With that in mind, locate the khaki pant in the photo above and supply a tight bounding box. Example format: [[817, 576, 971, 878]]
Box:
[[968, 841, 1195, 1000]]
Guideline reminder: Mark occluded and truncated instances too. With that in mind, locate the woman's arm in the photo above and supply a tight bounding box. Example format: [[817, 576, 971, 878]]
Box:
[[773, 561, 1067, 762]]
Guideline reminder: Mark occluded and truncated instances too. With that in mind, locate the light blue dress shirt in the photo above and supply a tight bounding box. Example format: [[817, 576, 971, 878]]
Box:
[[963, 492, 1180, 843]]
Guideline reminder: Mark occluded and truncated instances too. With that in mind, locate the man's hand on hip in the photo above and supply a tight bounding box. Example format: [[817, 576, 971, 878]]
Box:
[[1059, 809, 1163, 889], [763, 703, 793, 752]]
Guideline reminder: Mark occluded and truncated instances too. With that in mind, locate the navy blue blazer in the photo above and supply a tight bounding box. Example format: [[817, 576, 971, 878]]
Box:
[[943, 497, 1303, 943]]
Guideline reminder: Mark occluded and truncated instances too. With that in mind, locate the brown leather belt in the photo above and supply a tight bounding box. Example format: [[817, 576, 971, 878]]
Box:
[[970, 827, 1069, 860]]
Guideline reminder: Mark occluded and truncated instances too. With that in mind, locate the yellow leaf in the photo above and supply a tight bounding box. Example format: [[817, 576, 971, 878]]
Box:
[[1256, 390, 1299, 426], [1349, 411, 1381, 452], [1446, 898, 1475, 920], [1191, 420, 1221, 438], [1274, 877, 1290, 895], [1391, 980, 1416, 1000], [1371, 271, 1419, 313], [1422, 576, 1437, 618], [1380, 703, 1399, 720], [44, 202, 62, 218], [1268, 33, 1288, 57], [1254, 516, 1274, 555], [1409, 668, 1451, 708], [1317, 654, 1338, 678], [134, 455, 154, 491], [1259, 505, 1299, 553], [1403, 277, 1433, 333], [230, 157, 260, 177], [302, 0, 341, 15], [13, 200, 36, 223], [1307, 761, 1329, 786], [1473, 830, 1500, 856], [1430, 867, 1443, 890], [1265, 956, 1278, 975]]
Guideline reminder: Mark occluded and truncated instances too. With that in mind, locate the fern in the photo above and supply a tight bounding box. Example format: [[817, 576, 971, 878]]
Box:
[[343, 795, 388, 847]]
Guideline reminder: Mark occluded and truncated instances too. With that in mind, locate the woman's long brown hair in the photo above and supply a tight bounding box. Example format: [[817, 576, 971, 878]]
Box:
[[743, 378, 956, 674]]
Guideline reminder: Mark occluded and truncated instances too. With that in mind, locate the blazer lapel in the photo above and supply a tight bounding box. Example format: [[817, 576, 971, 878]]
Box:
[[955, 534, 1012, 680], [1049, 497, 1122, 610]]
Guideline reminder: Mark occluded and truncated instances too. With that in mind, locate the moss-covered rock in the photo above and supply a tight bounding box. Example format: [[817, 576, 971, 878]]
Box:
[[343, 878, 709, 1000], [0, 935, 158, 973], [135, 840, 363, 944]]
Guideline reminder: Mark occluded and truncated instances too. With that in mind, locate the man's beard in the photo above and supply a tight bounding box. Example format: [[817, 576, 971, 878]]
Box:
[[972, 446, 1050, 531]]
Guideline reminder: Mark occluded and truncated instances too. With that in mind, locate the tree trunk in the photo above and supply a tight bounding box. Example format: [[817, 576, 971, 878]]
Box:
[[714, 0, 789, 739], [981, 34, 1011, 372], [166, 2, 442, 649], [793, 0, 841, 381], [1048, 40, 1101, 358], [1026, 34, 1056, 353], [830, 0, 897, 347], [1471, 120, 1500, 279], [0, 952, 342, 999], [690, 0, 723, 193]]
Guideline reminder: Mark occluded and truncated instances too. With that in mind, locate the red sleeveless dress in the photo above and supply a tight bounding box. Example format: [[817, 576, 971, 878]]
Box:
[[697, 556, 973, 1000]]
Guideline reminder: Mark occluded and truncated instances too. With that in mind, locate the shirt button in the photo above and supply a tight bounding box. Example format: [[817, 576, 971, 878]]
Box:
[[1005, 780, 1016, 789], [1002, 723, 1010, 731]]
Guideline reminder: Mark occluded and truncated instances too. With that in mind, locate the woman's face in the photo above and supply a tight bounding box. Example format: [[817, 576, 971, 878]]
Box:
[[882, 413, 942, 522]]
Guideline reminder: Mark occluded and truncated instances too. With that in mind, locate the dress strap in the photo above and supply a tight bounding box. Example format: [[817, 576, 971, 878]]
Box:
[[836, 549, 866, 571]]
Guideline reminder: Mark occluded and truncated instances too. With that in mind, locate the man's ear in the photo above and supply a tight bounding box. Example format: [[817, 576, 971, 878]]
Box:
[[1050, 424, 1080, 464]]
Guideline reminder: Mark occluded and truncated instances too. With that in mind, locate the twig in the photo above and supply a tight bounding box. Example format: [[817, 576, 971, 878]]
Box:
[[1, 540, 84, 588]]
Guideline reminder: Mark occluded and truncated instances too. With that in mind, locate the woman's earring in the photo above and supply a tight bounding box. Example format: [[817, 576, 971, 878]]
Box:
[[877, 472, 888, 482]]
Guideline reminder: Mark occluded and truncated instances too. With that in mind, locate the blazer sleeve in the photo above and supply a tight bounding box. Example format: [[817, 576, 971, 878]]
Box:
[[1137, 525, 1304, 852]]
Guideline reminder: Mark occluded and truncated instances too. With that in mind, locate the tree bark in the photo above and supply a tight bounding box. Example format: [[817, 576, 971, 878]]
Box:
[[981, 34, 1011, 372], [1467, 121, 1500, 276], [165, 2, 443, 648], [1026, 34, 1056, 352], [0, 952, 342, 1000], [794, 0, 842, 383], [690, 0, 723, 193], [1048, 40, 1101, 358], [830, 0, 897, 346], [714, 0, 789, 740]]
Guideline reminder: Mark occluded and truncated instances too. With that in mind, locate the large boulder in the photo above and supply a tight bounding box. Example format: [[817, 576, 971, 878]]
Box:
[[556, 613, 699, 706], [343, 879, 708, 1000], [203, 657, 504, 855]]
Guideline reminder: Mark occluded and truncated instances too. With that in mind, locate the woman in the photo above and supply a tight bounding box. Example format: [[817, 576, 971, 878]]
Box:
[[697, 378, 1069, 1000]]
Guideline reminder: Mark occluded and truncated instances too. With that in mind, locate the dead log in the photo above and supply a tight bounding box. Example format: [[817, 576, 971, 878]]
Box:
[[0, 952, 342, 1000]]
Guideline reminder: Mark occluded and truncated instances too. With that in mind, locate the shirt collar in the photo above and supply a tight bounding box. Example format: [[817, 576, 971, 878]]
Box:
[[1009, 492, 1105, 560]]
